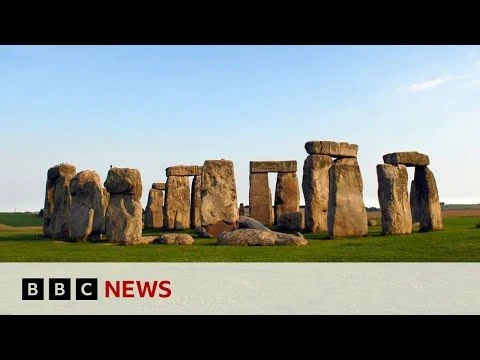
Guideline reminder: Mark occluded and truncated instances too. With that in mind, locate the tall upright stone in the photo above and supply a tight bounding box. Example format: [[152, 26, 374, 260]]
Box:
[[327, 164, 368, 237], [302, 155, 332, 232], [410, 180, 421, 223], [190, 175, 202, 229], [249, 173, 274, 226], [104, 167, 143, 244], [274, 172, 300, 224], [164, 176, 190, 230], [144, 187, 164, 229], [200, 160, 239, 236], [413, 166, 444, 231], [43, 163, 76, 239], [70, 170, 107, 241], [376, 164, 412, 235]]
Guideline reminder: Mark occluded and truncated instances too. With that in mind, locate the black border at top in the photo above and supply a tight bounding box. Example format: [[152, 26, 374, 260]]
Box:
[[1, 31, 479, 45]]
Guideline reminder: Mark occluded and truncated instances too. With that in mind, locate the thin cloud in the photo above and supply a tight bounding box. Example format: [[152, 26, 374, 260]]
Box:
[[409, 75, 466, 92]]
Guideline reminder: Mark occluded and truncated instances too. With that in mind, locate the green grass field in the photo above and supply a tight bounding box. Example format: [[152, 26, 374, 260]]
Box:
[[1, 212, 479, 262]]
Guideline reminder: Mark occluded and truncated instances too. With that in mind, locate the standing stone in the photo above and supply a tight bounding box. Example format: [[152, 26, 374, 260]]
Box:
[[302, 155, 332, 232], [327, 164, 368, 237], [376, 164, 412, 235], [239, 203, 245, 216], [104, 167, 143, 244], [410, 180, 421, 223], [144, 188, 164, 229], [200, 160, 239, 236], [413, 166, 444, 231], [274, 172, 300, 224], [249, 173, 274, 226], [164, 176, 190, 230], [43, 163, 76, 239], [70, 170, 107, 241], [190, 175, 202, 229]]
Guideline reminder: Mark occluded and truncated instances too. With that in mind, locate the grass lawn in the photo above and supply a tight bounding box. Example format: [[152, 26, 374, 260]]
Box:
[[0, 212, 479, 262]]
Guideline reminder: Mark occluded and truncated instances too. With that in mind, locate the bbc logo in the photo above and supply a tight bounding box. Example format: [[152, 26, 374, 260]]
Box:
[[22, 278, 98, 300]]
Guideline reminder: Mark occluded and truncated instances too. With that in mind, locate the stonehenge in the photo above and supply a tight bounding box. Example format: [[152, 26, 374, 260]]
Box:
[[104, 167, 143, 244], [302, 140, 368, 237], [163, 165, 202, 230], [70, 170, 107, 241], [43, 163, 77, 239], [248, 160, 299, 226], [200, 160, 239, 236], [376, 151, 443, 234], [144, 183, 165, 229]]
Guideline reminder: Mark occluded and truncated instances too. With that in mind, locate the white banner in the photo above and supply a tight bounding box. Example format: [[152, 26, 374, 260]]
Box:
[[1, 263, 479, 315]]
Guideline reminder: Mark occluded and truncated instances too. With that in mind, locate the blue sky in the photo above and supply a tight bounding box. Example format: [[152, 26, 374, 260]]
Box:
[[1, 45, 479, 211]]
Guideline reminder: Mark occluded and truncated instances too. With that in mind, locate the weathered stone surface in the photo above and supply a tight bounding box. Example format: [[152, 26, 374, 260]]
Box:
[[105, 194, 143, 244], [302, 155, 332, 233], [152, 182, 166, 191], [239, 216, 271, 231], [377, 164, 412, 235], [328, 164, 368, 237], [274, 172, 300, 224], [274, 232, 308, 246], [239, 203, 245, 216], [144, 188, 164, 229], [105, 168, 143, 244], [200, 160, 239, 236], [70, 170, 106, 241], [190, 175, 202, 229], [43, 163, 76, 238], [383, 152, 430, 167], [102, 188, 110, 212], [155, 233, 194, 245], [250, 161, 297, 173], [104, 167, 142, 201], [334, 158, 358, 165], [164, 176, 190, 230], [305, 141, 358, 158], [166, 165, 202, 177], [277, 211, 303, 231], [410, 180, 421, 223], [413, 166, 444, 231], [217, 229, 307, 246], [249, 173, 274, 226]]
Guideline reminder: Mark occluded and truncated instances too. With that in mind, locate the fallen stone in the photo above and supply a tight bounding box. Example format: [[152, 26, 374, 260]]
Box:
[[305, 141, 358, 158], [217, 228, 308, 246], [274, 172, 300, 224], [166, 165, 202, 177], [152, 182, 166, 191], [104, 167, 142, 200], [239, 216, 271, 231], [200, 160, 239, 236], [164, 176, 190, 230], [383, 152, 430, 167], [274, 231, 308, 246], [277, 211, 303, 231], [377, 164, 412, 235], [328, 164, 368, 237], [249, 172, 274, 226], [250, 161, 297, 173], [302, 155, 332, 232], [195, 226, 214, 238], [155, 233, 195, 245]]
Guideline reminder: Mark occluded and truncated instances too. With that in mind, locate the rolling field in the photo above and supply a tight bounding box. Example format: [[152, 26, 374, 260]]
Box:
[[0, 211, 479, 262]]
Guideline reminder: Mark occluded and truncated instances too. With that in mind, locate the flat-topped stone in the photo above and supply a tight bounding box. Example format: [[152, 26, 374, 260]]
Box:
[[305, 141, 358, 158], [383, 152, 430, 167], [166, 165, 202, 177], [250, 161, 297, 173], [47, 163, 76, 180], [152, 182, 166, 190]]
